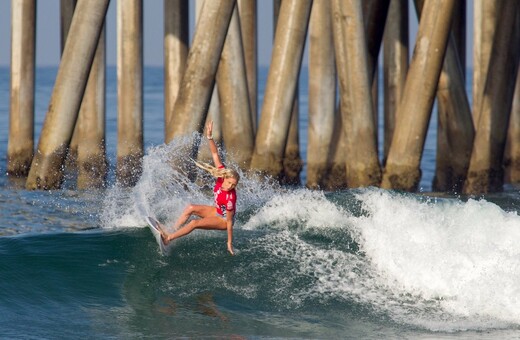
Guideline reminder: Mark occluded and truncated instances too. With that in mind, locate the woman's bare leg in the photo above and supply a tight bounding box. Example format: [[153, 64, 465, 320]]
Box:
[[171, 204, 214, 230], [162, 213, 226, 245]]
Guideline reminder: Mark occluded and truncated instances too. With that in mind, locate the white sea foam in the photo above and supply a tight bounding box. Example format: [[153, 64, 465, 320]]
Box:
[[352, 189, 520, 330], [240, 187, 520, 331]]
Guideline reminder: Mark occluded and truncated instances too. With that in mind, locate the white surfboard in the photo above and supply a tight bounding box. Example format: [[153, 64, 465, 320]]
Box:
[[146, 216, 171, 255]]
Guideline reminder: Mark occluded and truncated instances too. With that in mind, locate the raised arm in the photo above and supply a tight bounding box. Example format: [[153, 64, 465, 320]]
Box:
[[205, 121, 223, 168]]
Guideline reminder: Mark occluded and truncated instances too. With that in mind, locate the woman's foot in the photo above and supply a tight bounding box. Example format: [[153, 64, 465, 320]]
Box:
[[161, 232, 170, 246], [154, 221, 170, 245]]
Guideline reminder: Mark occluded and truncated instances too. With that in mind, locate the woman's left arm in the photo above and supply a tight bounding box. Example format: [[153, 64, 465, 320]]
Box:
[[226, 210, 234, 255]]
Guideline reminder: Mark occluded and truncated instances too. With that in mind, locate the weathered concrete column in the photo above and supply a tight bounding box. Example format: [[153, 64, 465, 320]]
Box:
[[472, 0, 500, 125], [412, 0, 474, 192], [7, 0, 36, 177], [383, 0, 408, 165], [60, 0, 76, 49], [505, 67, 520, 183], [60, 0, 107, 189], [363, 0, 390, 81], [77, 28, 107, 189], [307, 0, 336, 189], [164, 0, 189, 142], [194, 0, 223, 164], [272, 0, 303, 185], [61, 0, 80, 169], [197, 92, 223, 162], [451, 0, 466, 74], [282, 96, 303, 185], [116, 0, 143, 187], [250, 0, 312, 179], [381, 0, 455, 191], [238, 0, 258, 131], [217, 6, 254, 169], [332, 0, 381, 188], [464, 1, 520, 194], [26, 0, 110, 190], [364, 0, 389, 141], [165, 0, 236, 147], [433, 33, 474, 192], [323, 107, 348, 190]]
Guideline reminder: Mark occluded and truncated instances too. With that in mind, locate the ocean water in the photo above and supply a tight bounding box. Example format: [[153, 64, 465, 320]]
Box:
[[1, 65, 520, 339]]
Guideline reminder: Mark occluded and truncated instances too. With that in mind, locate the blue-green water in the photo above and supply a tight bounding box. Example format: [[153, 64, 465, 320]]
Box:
[[1, 66, 520, 339]]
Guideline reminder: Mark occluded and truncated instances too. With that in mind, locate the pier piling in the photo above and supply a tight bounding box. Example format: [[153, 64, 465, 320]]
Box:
[[116, 0, 143, 187], [381, 0, 455, 191], [307, 0, 336, 189], [464, 1, 520, 194], [217, 6, 255, 169], [383, 0, 408, 166], [332, 0, 381, 188], [238, 0, 258, 131], [7, 0, 36, 177], [77, 28, 107, 190], [26, 0, 110, 190], [164, 0, 189, 143], [165, 0, 236, 159], [250, 0, 312, 180]]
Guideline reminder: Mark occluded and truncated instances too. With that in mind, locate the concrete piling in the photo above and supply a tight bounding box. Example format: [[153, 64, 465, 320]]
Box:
[[250, 0, 312, 179], [505, 58, 520, 184], [217, 6, 255, 169], [410, 0, 474, 193], [322, 107, 348, 190], [60, 0, 107, 189], [164, 0, 189, 143], [307, 0, 336, 189], [165, 0, 236, 154], [363, 0, 390, 81], [238, 0, 258, 131], [77, 29, 107, 190], [332, 0, 381, 188], [464, 1, 520, 194], [282, 97, 303, 185], [383, 0, 408, 165], [7, 0, 36, 177], [432, 31, 475, 192], [381, 0, 455, 191], [116, 0, 143, 187], [472, 0, 501, 125], [26, 0, 110, 190]]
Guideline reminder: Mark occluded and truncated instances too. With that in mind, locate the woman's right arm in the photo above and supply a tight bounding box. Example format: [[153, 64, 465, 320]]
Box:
[[206, 121, 223, 168]]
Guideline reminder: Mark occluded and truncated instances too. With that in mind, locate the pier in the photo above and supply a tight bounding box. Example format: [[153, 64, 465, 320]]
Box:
[[4, 0, 520, 194]]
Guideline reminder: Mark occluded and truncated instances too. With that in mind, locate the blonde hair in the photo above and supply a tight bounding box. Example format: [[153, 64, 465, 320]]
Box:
[[194, 160, 240, 182]]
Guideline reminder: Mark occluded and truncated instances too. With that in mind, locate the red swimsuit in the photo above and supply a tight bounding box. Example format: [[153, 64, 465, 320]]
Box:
[[213, 167, 237, 218]]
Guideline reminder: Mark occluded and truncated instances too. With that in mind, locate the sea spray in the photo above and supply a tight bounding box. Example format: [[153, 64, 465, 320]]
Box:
[[100, 135, 279, 230], [353, 189, 520, 330]]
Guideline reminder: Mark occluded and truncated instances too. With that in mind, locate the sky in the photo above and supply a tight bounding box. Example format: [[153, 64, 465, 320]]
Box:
[[0, 1, 472, 68]]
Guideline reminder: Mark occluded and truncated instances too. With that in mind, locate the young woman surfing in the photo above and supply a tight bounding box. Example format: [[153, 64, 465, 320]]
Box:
[[158, 121, 239, 255]]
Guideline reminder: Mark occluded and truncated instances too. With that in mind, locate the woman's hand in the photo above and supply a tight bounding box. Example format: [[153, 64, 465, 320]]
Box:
[[206, 121, 213, 140], [227, 241, 234, 256]]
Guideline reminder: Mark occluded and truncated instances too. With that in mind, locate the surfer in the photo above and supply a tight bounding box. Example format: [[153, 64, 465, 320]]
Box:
[[158, 121, 239, 255]]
